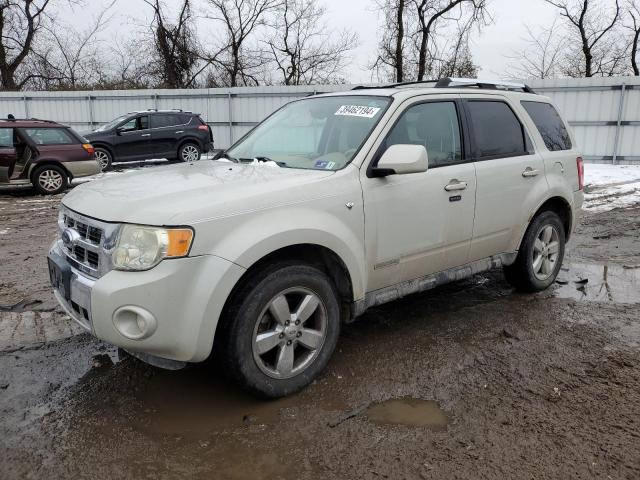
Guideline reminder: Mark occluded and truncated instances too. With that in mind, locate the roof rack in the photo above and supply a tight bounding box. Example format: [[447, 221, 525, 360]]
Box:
[[2, 115, 57, 123], [435, 77, 536, 94], [352, 77, 536, 94]]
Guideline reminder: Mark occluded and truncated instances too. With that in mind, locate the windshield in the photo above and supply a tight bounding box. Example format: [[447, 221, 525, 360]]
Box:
[[226, 95, 392, 170], [94, 115, 129, 132]]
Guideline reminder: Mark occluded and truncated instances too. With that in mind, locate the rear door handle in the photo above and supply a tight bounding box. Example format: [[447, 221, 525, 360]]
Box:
[[175, 130, 184, 134], [444, 180, 468, 191], [141, 133, 151, 137], [522, 167, 540, 177]]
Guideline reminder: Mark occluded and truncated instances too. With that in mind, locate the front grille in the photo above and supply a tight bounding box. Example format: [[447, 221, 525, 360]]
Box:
[[63, 214, 103, 245], [59, 208, 113, 277]]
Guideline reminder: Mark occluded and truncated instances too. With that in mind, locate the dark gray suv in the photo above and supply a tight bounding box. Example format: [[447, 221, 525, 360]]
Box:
[[84, 110, 214, 170]]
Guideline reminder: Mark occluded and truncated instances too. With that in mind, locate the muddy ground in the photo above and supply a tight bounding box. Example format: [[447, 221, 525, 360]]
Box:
[[1, 175, 640, 479]]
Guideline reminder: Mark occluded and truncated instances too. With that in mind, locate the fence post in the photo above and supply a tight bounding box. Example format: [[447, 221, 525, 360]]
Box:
[[23, 96, 29, 118], [227, 91, 233, 145], [87, 95, 94, 127], [612, 83, 626, 165]]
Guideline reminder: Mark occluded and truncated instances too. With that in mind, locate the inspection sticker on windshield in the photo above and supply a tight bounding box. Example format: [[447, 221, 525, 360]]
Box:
[[335, 105, 381, 118], [315, 160, 336, 169]]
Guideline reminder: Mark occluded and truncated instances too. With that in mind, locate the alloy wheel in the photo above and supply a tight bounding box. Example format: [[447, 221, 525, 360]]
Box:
[[38, 169, 64, 192], [252, 287, 328, 379], [181, 145, 199, 162], [532, 224, 560, 280], [95, 150, 110, 170]]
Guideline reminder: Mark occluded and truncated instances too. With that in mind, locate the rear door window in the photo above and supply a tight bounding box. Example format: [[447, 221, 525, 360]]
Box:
[[521, 101, 572, 151], [151, 114, 184, 128], [23, 128, 75, 145], [466, 101, 528, 159]]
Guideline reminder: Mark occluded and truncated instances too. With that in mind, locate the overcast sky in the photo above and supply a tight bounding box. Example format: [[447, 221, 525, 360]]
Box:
[[60, 0, 560, 82]]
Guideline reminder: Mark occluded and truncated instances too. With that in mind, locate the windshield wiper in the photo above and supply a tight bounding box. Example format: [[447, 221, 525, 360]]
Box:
[[213, 150, 238, 162], [239, 156, 287, 167]]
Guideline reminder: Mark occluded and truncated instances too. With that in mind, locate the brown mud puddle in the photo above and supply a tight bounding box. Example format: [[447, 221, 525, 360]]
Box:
[[364, 398, 448, 430], [132, 367, 347, 436], [553, 262, 640, 303]]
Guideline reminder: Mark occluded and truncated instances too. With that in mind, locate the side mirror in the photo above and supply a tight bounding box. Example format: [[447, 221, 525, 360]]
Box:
[[116, 126, 125, 135], [371, 144, 428, 177]]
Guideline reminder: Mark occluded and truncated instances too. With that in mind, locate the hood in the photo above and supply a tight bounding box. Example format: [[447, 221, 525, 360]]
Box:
[[62, 161, 335, 225]]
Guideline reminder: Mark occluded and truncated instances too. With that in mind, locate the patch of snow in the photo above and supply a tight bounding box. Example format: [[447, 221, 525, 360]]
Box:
[[583, 164, 640, 213], [0, 228, 9, 235]]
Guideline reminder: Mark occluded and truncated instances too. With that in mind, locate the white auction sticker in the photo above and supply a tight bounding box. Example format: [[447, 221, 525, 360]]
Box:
[[335, 105, 381, 118]]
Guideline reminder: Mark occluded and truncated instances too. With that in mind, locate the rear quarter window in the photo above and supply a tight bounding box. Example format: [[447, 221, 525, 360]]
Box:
[[23, 128, 75, 145], [521, 101, 572, 151], [0, 128, 13, 147]]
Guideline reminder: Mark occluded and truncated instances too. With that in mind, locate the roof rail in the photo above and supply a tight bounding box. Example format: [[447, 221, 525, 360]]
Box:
[[2, 115, 57, 123], [435, 77, 536, 94], [352, 77, 536, 94]]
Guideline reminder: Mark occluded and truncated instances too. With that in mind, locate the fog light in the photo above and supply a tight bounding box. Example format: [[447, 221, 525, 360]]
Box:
[[113, 306, 157, 340]]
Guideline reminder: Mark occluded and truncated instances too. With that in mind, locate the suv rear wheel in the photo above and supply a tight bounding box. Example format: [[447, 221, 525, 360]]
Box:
[[179, 142, 200, 162], [218, 264, 341, 398], [95, 147, 112, 171], [32, 164, 68, 195], [503, 210, 566, 292]]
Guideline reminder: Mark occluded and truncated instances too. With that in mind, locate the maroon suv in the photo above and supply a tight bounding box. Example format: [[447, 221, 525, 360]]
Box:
[[0, 117, 100, 195]]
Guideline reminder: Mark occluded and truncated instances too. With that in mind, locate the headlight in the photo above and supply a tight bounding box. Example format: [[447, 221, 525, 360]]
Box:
[[112, 225, 194, 271]]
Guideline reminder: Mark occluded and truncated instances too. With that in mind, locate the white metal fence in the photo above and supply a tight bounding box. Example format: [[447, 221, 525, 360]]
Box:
[[0, 77, 638, 163]]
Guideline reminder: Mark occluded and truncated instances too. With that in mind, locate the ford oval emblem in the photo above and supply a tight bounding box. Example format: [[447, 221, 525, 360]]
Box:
[[61, 228, 79, 248]]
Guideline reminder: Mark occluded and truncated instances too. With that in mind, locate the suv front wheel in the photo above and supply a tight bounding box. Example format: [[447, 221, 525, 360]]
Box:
[[218, 264, 341, 398], [32, 165, 68, 195], [503, 210, 566, 292], [179, 142, 201, 162]]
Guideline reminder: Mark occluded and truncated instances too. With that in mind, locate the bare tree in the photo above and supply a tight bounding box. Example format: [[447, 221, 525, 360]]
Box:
[[25, 0, 116, 90], [205, 0, 281, 87], [544, 0, 622, 77], [143, 0, 201, 88], [265, 0, 357, 85], [505, 20, 565, 79], [0, 0, 52, 90], [625, 0, 640, 75], [372, 0, 407, 82], [413, 0, 488, 81]]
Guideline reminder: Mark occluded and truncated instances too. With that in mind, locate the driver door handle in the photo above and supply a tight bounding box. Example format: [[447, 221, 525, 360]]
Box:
[[522, 167, 540, 177], [444, 180, 468, 191], [141, 133, 151, 137]]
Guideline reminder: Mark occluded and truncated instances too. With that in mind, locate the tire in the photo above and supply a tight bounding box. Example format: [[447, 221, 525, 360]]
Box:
[[94, 147, 113, 171], [32, 164, 68, 195], [178, 142, 201, 162], [503, 210, 566, 292], [218, 263, 341, 398]]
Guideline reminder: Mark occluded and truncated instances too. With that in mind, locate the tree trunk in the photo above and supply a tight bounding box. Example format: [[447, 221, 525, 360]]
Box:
[[632, 29, 639, 76], [395, 0, 404, 82]]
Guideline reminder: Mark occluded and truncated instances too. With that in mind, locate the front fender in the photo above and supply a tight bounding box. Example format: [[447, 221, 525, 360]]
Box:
[[191, 204, 366, 301]]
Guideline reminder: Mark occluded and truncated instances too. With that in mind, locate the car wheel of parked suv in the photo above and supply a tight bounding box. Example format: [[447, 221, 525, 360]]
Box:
[[503, 210, 566, 292], [32, 164, 68, 195], [95, 148, 112, 171], [218, 263, 341, 398], [179, 143, 201, 162]]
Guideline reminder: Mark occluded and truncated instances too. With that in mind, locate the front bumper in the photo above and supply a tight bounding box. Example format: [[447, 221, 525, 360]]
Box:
[[63, 159, 101, 178], [48, 241, 245, 363]]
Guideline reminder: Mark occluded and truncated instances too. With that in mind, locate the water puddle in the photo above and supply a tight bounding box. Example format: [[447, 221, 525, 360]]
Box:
[[364, 398, 448, 430], [133, 367, 346, 436], [553, 263, 640, 304]]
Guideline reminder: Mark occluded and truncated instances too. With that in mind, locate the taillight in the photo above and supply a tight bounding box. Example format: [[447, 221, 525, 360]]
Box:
[[576, 156, 584, 190], [197, 125, 209, 131], [82, 143, 95, 155]]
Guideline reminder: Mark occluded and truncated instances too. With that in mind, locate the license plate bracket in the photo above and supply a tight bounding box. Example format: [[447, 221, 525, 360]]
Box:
[[48, 252, 72, 302]]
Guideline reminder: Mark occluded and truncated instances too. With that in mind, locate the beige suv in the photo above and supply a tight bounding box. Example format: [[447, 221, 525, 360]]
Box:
[[48, 78, 584, 397]]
